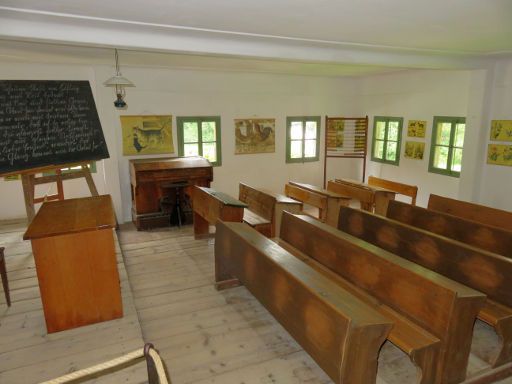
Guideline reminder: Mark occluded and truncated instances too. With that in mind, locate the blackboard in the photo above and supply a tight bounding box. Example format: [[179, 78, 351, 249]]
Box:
[[0, 80, 110, 175]]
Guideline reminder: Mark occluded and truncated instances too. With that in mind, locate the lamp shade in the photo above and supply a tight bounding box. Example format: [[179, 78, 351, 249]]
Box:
[[103, 75, 135, 87]]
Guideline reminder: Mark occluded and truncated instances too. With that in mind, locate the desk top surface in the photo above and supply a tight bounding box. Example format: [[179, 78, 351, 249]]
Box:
[[197, 187, 248, 207], [24, 195, 116, 240], [130, 156, 212, 172], [334, 178, 395, 194], [289, 181, 351, 199]]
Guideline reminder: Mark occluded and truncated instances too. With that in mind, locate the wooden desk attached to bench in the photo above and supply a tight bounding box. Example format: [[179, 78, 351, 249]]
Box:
[[23, 195, 122, 333], [192, 186, 247, 238], [284, 181, 350, 226], [239, 183, 302, 237], [327, 178, 396, 215]]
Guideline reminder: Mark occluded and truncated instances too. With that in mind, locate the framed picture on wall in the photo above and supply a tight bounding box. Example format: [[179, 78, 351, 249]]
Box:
[[490, 120, 512, 142], [121, 115, 174, 156], [407, 120, 426, 138], [234, 118, 276, 154], [487, 144, 512, 166], [404, 141, 425, 160]]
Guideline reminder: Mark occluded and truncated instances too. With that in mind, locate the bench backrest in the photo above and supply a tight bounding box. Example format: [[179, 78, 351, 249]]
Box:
[[339, 206, 512, 307], [368, 176, 418, 205], [387, 200, 512, 259], [428, 194, 512, 232], [215, 220, 392, 384], [238, 183, 275, 221], [281, 211, 483, 336], [281, 211, 484, 383], [284, 183, 327, 211]]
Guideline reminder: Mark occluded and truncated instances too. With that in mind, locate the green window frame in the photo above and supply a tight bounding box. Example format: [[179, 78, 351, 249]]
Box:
[[286, 116, 321, 163], [371, 116, 403, 166], [177, 116, 222, 166], [428, 116, 466, 177]]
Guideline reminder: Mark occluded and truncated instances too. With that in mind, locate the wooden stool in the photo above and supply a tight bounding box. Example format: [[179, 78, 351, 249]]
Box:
[[161, 182, 189, 227], [0, 247, 11, 307]]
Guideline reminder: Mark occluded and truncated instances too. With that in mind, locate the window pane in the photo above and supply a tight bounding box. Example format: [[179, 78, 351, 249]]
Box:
[[184, 143, 199, 157], [201, 121, 216, 142], [374, 140, 384, 159], [454, 124, 465, 147], [305, 121, 317, 139], [304, 140, 316, 157], [451, 148, 463, 172], [436, 123, 452, 146], [202, 142, 217, 162], [183, 122, 199, 143], [375, 121, 386, 140], [290, 122, 303, 140], [386, 142, 397, 161], [387, 122, 399, 141], [433, 146, 449, 169], [290, 140, 303, 158]]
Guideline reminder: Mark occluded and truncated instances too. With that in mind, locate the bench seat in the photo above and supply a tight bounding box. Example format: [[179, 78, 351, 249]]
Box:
[[274, 238, 440, 384], [479, 300, 512, 367], [340, 206, 512, 369], [215, 220, 393, 384], [242, 208, 272, 237]]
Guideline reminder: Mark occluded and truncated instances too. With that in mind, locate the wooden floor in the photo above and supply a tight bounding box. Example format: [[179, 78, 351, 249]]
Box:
[[116, 223, 512, 384], [0, 219, 511, 383], [0, 219, 146, 384]]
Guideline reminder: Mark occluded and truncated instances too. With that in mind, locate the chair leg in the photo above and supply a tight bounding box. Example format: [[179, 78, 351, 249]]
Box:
[[0, 250, 11, 307]]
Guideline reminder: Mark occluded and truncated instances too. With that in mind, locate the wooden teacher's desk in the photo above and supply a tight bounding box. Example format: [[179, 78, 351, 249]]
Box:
[[23, 195, 122, 333]]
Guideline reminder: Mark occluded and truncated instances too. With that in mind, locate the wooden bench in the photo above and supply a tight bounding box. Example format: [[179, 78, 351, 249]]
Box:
[[368, 175, 418, 205], [239, 183, 302, 237], [214, 220, 393, 384], [285, 181, 350, 226], [387, 200, 512, 259], [428, 194, 512, 233], [338, 206, 512, 368], [327, 178, 396, 215], [280, 212, 485, 384], [191, 186, 247, 238]]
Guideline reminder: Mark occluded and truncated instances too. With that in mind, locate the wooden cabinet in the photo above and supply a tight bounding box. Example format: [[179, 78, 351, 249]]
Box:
[[23, 195, 122, 333]]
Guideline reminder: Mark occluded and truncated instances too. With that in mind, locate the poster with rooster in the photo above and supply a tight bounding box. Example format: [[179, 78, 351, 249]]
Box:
[[234, 118, 275, 154]]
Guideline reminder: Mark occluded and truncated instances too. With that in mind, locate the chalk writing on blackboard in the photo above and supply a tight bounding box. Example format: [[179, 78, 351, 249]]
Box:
[[0, 80, 109, 175]]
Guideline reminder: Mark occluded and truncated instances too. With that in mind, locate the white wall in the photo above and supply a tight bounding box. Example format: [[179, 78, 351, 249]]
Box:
[[0, 60, 359, 221], [1, 54, 510, 221], [478, 59, 512, 211], [357, 69, 475, 207], [97, 66, 359, 222]]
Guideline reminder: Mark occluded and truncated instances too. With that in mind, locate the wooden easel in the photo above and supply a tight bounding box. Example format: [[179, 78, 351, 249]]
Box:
[[11, 161, 99, 222]]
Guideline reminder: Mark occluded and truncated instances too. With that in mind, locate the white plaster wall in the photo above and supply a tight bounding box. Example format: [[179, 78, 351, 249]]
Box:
[[0, 60, 359, 221], [94, 66, 360, 222], [357, 70, 474, 207], [478, 59, 512, 211]]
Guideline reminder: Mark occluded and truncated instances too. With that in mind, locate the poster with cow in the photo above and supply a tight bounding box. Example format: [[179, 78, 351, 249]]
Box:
[[121, 115, 174, 156]]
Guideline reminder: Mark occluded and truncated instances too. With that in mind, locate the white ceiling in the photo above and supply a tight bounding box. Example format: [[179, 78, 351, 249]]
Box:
[[0, 0, 511, 74]]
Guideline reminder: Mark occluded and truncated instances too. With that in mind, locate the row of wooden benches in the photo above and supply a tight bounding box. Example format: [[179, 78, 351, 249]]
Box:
[[193, 176, 418, 240], [214, 197, 512, 384]]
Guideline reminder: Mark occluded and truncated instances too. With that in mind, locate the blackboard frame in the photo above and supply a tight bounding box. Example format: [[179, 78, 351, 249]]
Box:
[[0, 80, 110, 176]]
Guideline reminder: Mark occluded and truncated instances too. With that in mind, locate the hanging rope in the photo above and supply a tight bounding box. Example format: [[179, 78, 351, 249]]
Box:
[[39, 343, 170, 384]]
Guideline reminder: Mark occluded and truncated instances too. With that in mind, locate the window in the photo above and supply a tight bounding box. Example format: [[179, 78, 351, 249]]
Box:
[[371, 116, 403, 166], [429, 116, 465, 177], [177, 116, 221, 166], [43, 162, 97, 176], [286, 116, 321, 163]]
